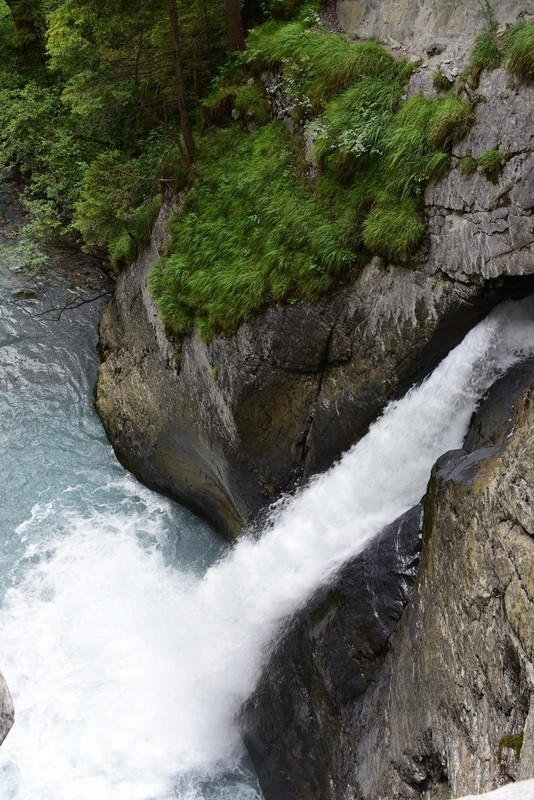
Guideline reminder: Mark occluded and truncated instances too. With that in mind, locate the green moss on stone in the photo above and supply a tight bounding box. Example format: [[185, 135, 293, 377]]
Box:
[[499, 730, 524, 760]]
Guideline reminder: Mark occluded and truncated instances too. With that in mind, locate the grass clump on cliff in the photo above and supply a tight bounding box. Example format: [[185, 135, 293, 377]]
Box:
[[503, 22, 534, 80], [466, 29, 503, 87], [458, 19, 534, 90], [149, 122, 355, 339], [499, 731, 524, 760], [477, 148, 506, 182], [245, 18, 414, 114], [149, 13, 477, 341]]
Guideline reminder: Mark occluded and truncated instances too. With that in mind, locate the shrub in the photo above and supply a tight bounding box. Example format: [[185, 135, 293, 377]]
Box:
[[503, 21, 534, 80], [108, 194, 162, 270]]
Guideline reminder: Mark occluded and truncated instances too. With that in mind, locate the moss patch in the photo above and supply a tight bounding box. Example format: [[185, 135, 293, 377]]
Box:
[[499, 730, 524, 760]]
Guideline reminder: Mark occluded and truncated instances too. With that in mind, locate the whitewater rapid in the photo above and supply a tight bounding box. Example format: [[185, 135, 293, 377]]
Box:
[[0, 271, 533, 797]]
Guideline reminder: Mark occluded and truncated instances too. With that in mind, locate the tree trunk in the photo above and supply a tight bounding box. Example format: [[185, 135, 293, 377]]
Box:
[[225, 0, 245, 52], [169, 0, 196, 163]]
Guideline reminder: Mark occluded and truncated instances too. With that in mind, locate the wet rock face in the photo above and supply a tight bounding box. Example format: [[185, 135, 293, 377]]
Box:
[[241, 504, 423, 800], [423, 70, 534, 283], [0, 671, 14, 747], [243, 361, 534, 800]]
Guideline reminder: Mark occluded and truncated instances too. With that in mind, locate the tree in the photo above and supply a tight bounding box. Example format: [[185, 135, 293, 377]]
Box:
[[169, 0, 196, 161], [4, 0, 40, 50], [225, 0, 244, 51]]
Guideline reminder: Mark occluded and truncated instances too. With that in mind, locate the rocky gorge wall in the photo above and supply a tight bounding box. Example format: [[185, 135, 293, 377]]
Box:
[[95, 3, 534, 798], [97, 61, 534, 538], [242, 360, 534, 800], [0, 671, 13, 747]]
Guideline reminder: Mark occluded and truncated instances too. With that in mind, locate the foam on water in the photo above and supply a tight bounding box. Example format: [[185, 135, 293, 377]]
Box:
[[0, 273, 533, 798], [456, 779, 534, 800]]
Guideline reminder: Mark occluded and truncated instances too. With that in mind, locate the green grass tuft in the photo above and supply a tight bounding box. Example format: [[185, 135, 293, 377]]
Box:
[[503, 21, 534, 80], [245, 19, 413, 113], [362, 195, 426, 260], [478, 148, 505, 181], [468, 29, 503, 87], [458, 155, 478, 174], [313, 76, 403, 176]]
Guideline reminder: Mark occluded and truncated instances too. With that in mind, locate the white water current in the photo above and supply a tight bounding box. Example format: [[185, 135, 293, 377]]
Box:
[[1, 192, 533, 799], [457, 780, 534, 800]]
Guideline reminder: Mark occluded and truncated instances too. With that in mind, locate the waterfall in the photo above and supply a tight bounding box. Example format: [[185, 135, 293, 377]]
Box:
[[0, 295, 533, 799]]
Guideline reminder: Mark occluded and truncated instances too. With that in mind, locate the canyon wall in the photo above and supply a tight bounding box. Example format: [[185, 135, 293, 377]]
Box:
[[97, 65, 534, 538], [242, 360, 534, 799]]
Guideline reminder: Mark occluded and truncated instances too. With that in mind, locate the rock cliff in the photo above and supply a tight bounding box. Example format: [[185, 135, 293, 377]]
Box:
[[97, 60, 534, 537], [241, 359, 534, 800], [0, 671, 13, 747]]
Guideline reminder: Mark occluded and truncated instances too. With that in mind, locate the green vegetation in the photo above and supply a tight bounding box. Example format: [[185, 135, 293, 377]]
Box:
[[478, 148, 506, 181], [456, 149, 507, 181], [245, 18, 414, 113], [0, 0, 497, 342], [458, 19, 534, 91], [210, 364, 220, 381], [499, 731, 524, 760], [458, 155, 478, 174], [150, 29, 474, 339], [466, 29, 502, 87], [433, 68, 451, 92], [503, 22, 534, 80], [149, 122, 357, 339]]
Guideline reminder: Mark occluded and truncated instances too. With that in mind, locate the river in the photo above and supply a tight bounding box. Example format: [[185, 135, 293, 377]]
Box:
[[1, 176, 533, 800], [0, 179, 261, 799]]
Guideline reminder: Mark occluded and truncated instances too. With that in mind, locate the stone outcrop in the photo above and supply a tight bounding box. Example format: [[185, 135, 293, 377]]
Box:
[[0, 671, 14, 747], [96, 64, 534, 538], [336, 0, 530, 63], [241, 359, 534, 800]]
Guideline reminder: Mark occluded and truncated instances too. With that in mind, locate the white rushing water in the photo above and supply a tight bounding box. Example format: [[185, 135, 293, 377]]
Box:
[[456, 779, 534, 800], [0, 286, 533, 799]]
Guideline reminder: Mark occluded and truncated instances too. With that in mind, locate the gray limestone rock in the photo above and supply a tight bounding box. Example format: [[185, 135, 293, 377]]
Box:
[[0, 671, 14, 747]]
